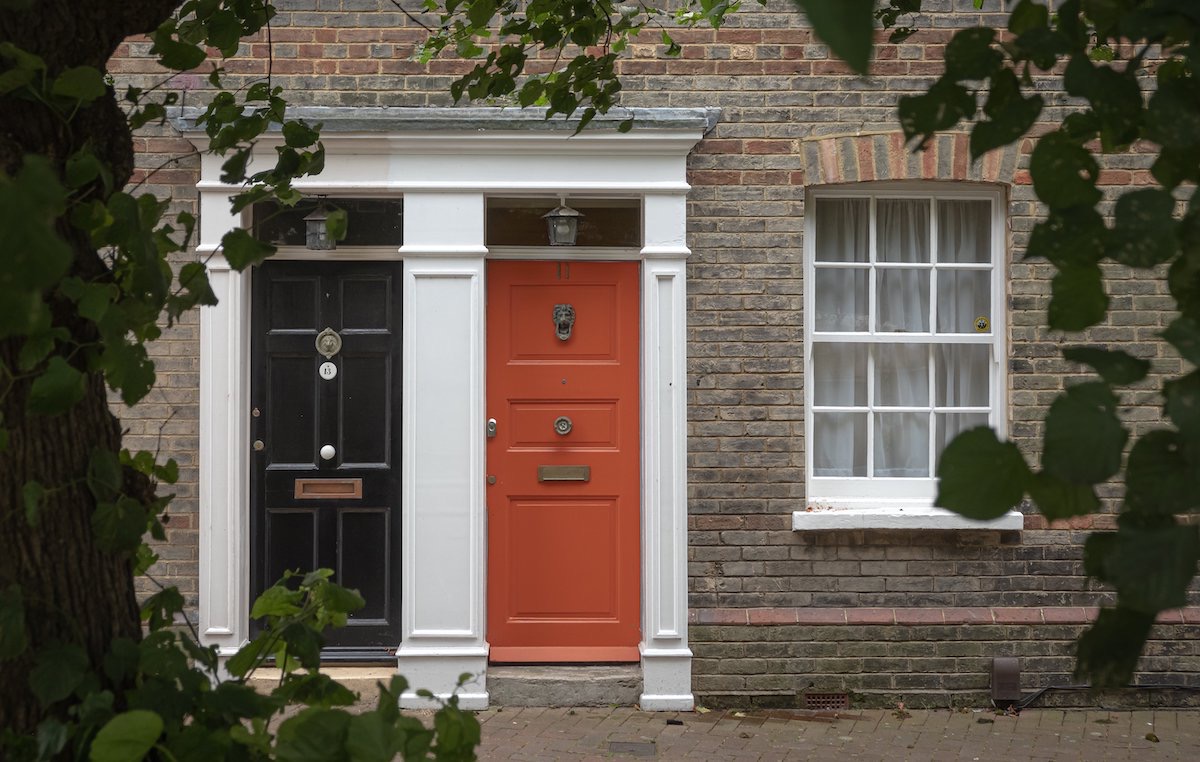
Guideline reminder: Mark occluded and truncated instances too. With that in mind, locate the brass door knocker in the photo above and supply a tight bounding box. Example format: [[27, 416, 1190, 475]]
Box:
[[553, 304, 575, 341], [315, 327, 342, 359]]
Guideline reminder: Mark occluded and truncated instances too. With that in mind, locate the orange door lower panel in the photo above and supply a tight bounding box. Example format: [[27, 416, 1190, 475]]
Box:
[[486, 261, 641, 663]]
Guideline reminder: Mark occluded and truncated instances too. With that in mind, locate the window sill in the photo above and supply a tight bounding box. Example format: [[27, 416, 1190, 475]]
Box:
[[792, 503, 1023, 531]]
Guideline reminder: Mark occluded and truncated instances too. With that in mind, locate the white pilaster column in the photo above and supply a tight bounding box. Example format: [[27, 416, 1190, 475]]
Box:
[[639, 193, 693, 710], [197, 193, 252, 659], [396, 192, 489, 709]]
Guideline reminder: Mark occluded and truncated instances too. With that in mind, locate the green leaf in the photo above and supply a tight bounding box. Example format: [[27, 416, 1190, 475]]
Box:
[[971, 69, 1043, 159], [87, 448, 123, 502], [1164, 370, 1200, 442], [1163, 316, 1200, 366], [1124, 430, 1198, 516], [22, 480, 45, 526], [282, 120, 320, 149], [898, 80, 975, 147], [325, 208, 348, 242], [152, 29, 207, 71], [1029, 132, 1101, 211], [221, 227, 275, 270], [1048, 264, 1108, 332], [935, 426, 1031, 520], [89, 710, 164, 762], [250, 584, 303, 619], [0, 584, 28, 660], [29, 643, 89, 706], [1110, 189, 1179, 268], [1104, 522, 1200, 613], [1062, 347, 1150, 385], [91, 497, 149, 555], [791, 0, 875, 75], [1028, 471, 1099, 520], [1042, 382, 1127, 484], [140, 587, 185, 632], [275, 707, 352, 762], [1026, 207, 1107, 268], [51, 66, 107, 103], [225, 633, 273, 679], [27, 356, 85, 415], [36, 718, 70, 760], [943, 27, 1001, 81], [346, 712, 396, 762], [0, 156, 71, 338], [1074, 606, 1155, 688]]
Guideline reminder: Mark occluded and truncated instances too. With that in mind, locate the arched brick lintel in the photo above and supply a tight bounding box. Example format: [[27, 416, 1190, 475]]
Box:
[[802, 132, 1021, 187]]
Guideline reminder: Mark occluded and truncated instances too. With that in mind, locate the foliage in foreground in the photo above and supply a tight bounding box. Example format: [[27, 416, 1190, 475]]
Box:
[[2, 570, 480, 760]]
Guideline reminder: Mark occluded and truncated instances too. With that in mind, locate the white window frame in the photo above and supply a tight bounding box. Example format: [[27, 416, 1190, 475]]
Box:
[[799, 182, 1021, 530]]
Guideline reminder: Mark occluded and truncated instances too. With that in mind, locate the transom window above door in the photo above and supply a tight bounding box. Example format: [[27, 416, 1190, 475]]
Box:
[[805, 185, 1006, 507]]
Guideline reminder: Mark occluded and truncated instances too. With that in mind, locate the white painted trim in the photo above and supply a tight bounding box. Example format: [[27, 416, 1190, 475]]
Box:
[[792, 505, 1024, 531], [193, 112, 703, 711]]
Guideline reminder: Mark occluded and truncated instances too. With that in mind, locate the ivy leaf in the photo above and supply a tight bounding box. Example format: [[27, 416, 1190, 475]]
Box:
[[0, 156, 71, 338], [90, 710, 164, 762], [151, 30, 207, 72], [282, 120, 320, 149], [971, 69, 1043, 159], [1164, 370, 1200, 443], [943, 27, 1001, 81], [1124, 430, 1198, 516], [1026, 207, 1107, 268], [36, 718, 70, 760], [225, 633, 273, 679], [1074, 606, 1155, 688], [324, 208, 347, 242], [1042, 382, 1127, 484], [91, 497, 149, 555], [51, 66, 107, 103], [221, 228, 275, 270], [1104, 522, 1200, 613], [27, 356, 85, 415], [1110, 189, 1179, 268], [0, 583, 28, 660], [1062, 347, 1150, 385], [935, 426, 1031, 520], [345, 711, 397, 762], [250, 585, 303, 619], [1028, 471, 1099, 520], [1029, 131, 1101, 211], [790, 0, 874, 75], [140, 587, 184, 632], [29, 643, 89, 706], [1163, 316, 1200, 366], [1048, 264, 1108, 331], [275, 708, 352, 762], [898, 80, 975, 148]]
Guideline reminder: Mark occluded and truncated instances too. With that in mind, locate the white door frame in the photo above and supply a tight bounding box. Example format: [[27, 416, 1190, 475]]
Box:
[[185, 107, 713, 710]]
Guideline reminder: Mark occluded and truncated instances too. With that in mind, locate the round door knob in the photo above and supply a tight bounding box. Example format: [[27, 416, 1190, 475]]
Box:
[[554, 416, 573, 436], [320, 444, 336, 461]]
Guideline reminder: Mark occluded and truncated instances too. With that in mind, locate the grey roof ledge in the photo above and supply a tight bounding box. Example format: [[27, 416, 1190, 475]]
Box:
[[173, 106, 720, 135]]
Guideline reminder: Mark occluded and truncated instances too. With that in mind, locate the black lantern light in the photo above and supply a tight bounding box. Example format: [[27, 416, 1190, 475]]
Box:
[[543, 196, 583, 246], [304, 200, 336, 251]]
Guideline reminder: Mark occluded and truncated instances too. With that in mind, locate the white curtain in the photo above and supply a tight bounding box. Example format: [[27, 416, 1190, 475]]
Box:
[[812, 345, 866, 476], [936, 200, 991, 333], [813, 199, 868, 332], [877, 199, 930, 333]]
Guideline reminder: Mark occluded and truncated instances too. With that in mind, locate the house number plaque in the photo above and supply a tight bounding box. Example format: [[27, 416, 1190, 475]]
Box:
[[319, 362, 338, 380]]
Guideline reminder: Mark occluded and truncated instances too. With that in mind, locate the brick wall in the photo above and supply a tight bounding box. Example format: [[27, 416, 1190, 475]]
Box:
[[111, 0, 1198, 705]]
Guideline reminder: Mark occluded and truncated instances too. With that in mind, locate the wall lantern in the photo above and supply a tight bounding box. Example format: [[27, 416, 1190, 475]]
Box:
[[543, 197, 583, 246], [304, 200, 337, 251]]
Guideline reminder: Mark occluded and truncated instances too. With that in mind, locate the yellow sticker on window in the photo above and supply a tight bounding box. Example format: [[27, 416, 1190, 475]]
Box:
[[975, 316, 990, 332]]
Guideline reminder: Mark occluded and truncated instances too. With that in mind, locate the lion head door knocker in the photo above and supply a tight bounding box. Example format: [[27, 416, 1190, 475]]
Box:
[[552, 304, 576, 341], [315, 327, 343, 359]]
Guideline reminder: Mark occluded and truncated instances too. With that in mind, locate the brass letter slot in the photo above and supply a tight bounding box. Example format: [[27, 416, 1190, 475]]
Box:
[[294, 478, 363, 500], [537, 465, 591, 483]]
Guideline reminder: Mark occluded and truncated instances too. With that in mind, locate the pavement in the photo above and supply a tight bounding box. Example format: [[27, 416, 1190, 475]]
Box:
[[470, 706, 1200, 760]]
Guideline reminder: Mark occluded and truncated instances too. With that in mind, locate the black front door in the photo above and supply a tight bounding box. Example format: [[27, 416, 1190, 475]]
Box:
[[250, 260, 402, 658]]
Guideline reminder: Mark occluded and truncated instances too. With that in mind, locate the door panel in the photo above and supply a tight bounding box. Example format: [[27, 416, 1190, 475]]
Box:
[[251, 261, 402, 658], [486, 261, 640, 663]]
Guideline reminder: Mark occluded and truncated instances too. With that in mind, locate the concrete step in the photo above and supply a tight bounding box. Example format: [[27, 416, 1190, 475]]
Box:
[[486, 664, 642, 707]]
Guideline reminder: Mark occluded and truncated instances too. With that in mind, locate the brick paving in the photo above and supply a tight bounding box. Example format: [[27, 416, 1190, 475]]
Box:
[[471, 707, 1200, 761]]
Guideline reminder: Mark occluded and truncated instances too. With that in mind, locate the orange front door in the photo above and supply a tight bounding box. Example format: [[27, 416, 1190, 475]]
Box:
[[486, 260, 641, 662]]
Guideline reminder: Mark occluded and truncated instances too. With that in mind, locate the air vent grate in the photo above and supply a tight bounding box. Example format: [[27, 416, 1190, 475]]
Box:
[[803, 692, 850, 711]]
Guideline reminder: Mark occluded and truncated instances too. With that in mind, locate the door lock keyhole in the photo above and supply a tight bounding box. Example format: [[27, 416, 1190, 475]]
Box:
[[554, 416, 573, 436]]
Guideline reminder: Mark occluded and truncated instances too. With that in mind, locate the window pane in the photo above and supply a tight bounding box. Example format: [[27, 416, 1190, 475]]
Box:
[[813, 412, 867, 476], [252, 198, 404, 247], [935, 413, 990, 464], [813, 344, 867, 406], [874, 413, 930, 477], [486, 197, 641, 247], [814, 198, 868, 262], [874, 344, 929, 407], [815, 268, 868, 331], [877, 269, 929, 332], [877, 199, 930, 263], [937, 200, 991, 263], [935, 345, 990, 407], [936, 270, 991, 334]]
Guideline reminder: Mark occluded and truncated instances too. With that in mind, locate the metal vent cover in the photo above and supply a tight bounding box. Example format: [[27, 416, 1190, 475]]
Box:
[[803, 692, 850, 710]]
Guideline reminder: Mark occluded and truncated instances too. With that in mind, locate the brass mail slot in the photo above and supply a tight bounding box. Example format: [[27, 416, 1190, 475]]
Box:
[[537, 465, 591, 483], [294, 478, 363, 500]]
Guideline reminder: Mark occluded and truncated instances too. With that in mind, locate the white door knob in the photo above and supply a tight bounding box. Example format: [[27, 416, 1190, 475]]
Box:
[[320, 444, 336, 461]]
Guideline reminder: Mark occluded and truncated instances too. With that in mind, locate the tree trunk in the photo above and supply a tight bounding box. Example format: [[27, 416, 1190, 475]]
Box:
[[0, 0, 184, 735]]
